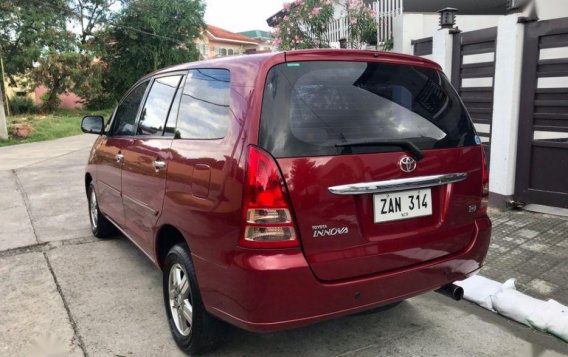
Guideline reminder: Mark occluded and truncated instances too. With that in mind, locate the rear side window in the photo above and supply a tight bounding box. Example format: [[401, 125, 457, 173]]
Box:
[[259, 61, 476, 158], [113, 81, 149, 136], [176, 69, 230, 139], [137, 75, 183, 136]]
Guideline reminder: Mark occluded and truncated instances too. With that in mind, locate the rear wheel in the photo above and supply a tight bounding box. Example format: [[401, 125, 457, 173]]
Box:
[[87, 182, 116, 238], [163, 244, 228, 355]]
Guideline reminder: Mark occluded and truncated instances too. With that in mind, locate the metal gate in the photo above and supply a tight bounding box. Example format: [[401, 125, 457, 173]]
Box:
[[412, 37, 433, 57], [515, 18, 568, 208], [451, 27, 498, 161]]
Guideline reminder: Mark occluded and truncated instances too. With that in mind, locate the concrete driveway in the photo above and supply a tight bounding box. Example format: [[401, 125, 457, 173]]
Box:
[[1, 135, 567, 357]]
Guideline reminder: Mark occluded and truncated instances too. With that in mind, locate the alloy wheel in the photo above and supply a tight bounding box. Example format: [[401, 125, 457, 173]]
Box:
[[168, 263, 193, 336], [89, 189, 98, 230]]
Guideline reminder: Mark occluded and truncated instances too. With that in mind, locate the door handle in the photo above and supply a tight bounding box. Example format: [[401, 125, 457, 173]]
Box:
[[152, 160, 166, 170], [115, 153, 124, 162]]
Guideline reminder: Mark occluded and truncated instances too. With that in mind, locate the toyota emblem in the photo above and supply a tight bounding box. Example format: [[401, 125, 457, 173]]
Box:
[[399, 156, 417, 173]]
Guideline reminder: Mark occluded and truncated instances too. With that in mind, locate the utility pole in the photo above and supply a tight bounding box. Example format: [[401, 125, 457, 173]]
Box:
[[0, 53, 7, 140], [1, 57, 9, 116], [0, 84, 7, 140]]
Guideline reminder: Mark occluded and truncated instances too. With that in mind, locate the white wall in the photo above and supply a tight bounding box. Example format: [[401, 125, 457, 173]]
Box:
[[333, 0, 345, 18], [488, 14, 525, 198], [394, 13, 426, 54], [534, 0, 568, 20], [432, 29, 454, 76]]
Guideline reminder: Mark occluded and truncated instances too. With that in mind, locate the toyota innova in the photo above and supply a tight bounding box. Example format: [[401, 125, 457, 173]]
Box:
[[81, 50, 491, 355]]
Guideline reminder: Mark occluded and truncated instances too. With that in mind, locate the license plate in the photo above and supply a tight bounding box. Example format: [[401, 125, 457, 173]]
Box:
[[373, 189, 432, 223]]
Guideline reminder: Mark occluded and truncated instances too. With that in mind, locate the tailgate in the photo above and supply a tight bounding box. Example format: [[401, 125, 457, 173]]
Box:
[[277, 147, 483, 281], [258, 59, 482, 281]]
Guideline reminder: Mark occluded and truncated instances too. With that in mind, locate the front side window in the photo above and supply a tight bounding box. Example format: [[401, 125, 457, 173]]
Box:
[[137, 75, 183, 136], [176, 69, 231, 140], [259, 61, 476, 158], [112, 81, 149, 136]]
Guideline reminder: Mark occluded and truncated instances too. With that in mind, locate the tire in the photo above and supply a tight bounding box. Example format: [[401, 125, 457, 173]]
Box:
[[87, 182, 117, 238], [163, 243, 228, 355]]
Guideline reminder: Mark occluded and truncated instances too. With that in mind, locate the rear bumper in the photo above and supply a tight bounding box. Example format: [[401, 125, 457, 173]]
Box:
[[195, 216, 491, 333]]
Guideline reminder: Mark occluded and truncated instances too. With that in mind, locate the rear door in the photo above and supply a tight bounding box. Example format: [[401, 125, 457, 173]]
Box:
[[96, 81, 149, 228], [121, 74, 184, 254], [259, 60, 484, 281]]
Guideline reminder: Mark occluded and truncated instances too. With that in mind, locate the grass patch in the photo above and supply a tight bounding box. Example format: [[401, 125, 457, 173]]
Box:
[[0, 108, 113, 147]]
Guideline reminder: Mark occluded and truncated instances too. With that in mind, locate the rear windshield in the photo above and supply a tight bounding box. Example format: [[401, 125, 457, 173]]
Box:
[[259, 61, 477, 158]]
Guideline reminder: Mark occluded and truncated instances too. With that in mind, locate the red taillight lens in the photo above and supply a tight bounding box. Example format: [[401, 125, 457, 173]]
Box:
[[480, 147, 489, 214], [240, 146, 298, 249]]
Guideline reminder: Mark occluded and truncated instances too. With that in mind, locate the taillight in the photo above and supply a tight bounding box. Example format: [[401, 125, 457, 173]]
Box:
[[240, 146, 299, 249], [479, 147, 489, 214]]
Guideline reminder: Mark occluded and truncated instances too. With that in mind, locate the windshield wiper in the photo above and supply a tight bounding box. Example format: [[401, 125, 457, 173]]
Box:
[[335, 139, 424, 161]]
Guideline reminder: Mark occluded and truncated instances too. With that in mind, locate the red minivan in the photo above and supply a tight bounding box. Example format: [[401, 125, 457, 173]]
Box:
[[81, 50, 491, 355]]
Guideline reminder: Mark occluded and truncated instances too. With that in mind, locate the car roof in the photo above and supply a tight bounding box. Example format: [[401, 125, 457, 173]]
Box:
[[144, 49, 441, 82]]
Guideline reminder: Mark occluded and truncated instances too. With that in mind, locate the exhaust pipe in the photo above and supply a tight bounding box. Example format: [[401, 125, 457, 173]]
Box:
[[436, 283, 464, 301]]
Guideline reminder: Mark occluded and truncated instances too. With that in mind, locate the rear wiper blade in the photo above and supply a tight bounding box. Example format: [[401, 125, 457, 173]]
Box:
[[335, 140, 424, 161]]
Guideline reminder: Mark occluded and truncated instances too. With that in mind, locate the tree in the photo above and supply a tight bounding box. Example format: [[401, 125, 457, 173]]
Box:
[[0, 0, 68, 83], [343, 0, 377, 49], [62, 0, 117, 109], [67, 0, 118, 46], [1, 0, 116, 112], [30, 49, 105, 112], [273, 0, 377, 50], [273, 0, 335, 50], [102, 0, 205, 100]]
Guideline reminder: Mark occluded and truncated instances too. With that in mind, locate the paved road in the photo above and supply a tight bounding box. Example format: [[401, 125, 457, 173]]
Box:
[[485, 210, 568, 302], [1, 135, 567, 356]]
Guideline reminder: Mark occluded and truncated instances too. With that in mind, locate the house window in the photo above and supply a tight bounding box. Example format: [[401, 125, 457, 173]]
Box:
[[199, 43, 208, 56], [221, 48, 227, 57], [228, 49, 234, 56]]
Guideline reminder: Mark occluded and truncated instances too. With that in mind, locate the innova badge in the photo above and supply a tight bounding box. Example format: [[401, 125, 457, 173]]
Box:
[[399, 156, 417, 173]]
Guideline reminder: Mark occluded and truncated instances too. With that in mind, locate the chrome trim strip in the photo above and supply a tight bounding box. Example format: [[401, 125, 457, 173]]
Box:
[[328, 173, 468, 195]]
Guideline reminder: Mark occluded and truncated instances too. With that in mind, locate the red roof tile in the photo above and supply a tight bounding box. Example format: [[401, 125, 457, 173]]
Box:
[[206, 25, 260, 44]]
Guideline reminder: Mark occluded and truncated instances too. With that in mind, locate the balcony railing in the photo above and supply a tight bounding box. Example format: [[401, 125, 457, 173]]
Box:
[[327, 0, 403, 50]]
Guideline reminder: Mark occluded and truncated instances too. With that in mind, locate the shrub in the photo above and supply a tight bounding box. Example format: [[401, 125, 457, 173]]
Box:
[[85, 93, 115, 111], [40, 92, 61, 113], [274, 0, 378, 50], [273, 0, 335, 50], [9, 96, 36, 115]]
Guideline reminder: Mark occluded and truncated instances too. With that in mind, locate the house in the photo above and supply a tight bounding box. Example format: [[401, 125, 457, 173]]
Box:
[[197, 25, 260, 60], [268, 0, 511, 51], [238, 30, 274, 53], [2, 78, 34, 104], [3, 76, 83, 110]]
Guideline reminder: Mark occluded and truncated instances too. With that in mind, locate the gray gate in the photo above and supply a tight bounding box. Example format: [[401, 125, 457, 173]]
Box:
[[451, 27, 498, 161], [515, 18, 568, 208], [412, 37, 433, 57]]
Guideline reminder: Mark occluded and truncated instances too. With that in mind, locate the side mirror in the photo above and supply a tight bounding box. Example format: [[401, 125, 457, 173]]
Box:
[[81, 115, 105, 135]]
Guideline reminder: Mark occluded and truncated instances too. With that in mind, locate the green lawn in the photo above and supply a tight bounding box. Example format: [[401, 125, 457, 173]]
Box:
[[0, 108, 113, 147]]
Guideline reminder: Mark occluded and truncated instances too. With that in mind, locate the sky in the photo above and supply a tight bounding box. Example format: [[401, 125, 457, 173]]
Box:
[[204, 0, 284, 33]]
